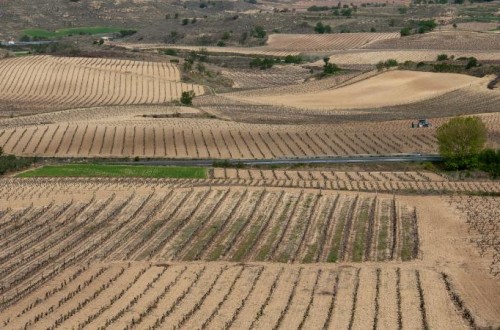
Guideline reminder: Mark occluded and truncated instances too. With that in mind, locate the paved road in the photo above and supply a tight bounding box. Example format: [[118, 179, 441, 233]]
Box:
[[105, 154, 442, 167]]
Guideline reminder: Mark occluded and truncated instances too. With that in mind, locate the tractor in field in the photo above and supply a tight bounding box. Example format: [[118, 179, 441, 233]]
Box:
[[412, 119, 431, 128]]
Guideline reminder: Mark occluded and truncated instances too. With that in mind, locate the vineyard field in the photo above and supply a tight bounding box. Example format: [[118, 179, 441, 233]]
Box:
[[365, 30, 500, 51], [0, 186, 420, 264], [0, 262, 471, 330], [0, 179, 498, 328], [110, 33, 400, 56], [264, 33, 400, 52], [323, 49, 500, 65], [0, 56, 205, 116], [0, 122, 439, 158]]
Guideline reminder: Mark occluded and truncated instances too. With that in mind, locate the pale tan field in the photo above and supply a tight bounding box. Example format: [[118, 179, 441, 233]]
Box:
[[2, 105, 500, 159], [0, 56, 205, 115], [0, 119, 439, 158], [441, 22, 499, 32], [111, 33, 399, 56], [210, 168, 500, 194], [227, 71, 485, 110], [323, 49, 500, 65], [110, 42, 302, 57], [264, 33, 400, 52], [0, 179, 498, 329], [365, 30, 500, 51]]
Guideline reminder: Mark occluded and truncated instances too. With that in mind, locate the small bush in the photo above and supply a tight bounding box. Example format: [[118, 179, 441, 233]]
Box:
[[119, 30, 137, 38], [478, 149, 500, 178], [437, 54, 448, 61], [250, 57, 275, 70], [314, 22, 332, 34], [0, 153, 35, 176], [283, 55, 303, 64], [162, 48, 177, 56], [465, 57, 478, 69], [418, 19, 437, 33], [253, 26, 266, 38], [180, 90, 196, 105], [322, 57, 340, 75], [400, 27, 411, 36], [384, 59, 398, 68], [307, 5, 331, 11]]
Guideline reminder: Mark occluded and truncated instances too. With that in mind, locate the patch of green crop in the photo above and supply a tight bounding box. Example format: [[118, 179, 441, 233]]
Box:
[[18, 164, 207, 179]]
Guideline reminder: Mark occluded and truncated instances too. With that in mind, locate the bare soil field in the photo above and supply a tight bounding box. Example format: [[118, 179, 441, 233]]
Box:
[[0, 185, 421, 264], [227, 71, 485, 110], [2, 106, 499, 159], [0, 179, 498, 329], [323, 49, 500, 65], [210, 168, 500, 194], [110, 42, 302, 57], [0, 262, 473, 330], [292, 0, 410, 8], [264, 33, 400, 52], [111, 33, 399, 57], [441, 22, 499, 32], [0, 120, 439, 158], [221, 66, 311, 89], [0, 56, 205, 116], [365, 30, 500, 51]]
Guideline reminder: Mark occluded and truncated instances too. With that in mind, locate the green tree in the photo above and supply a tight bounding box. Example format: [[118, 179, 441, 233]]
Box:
[[437, 117, 487, 170], [322, 57, 340, 75], [253, 26, 266, 38], [418, 19, 437, 33], [314, 22, 332, 34], [180, 90, 196, 105], [0, 146, 3, 157], [465, 57, 478, 69], [384, 59, 398, 68]]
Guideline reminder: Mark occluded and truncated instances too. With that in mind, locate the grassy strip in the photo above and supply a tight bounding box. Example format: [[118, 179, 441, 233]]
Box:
[[17, 164, 207, 179], [327, 201, 349, 262], [377, 203, 390, 261], [351, 199, 370, 262], [22, 27, 125, 38], [400, 207, 417, 261]]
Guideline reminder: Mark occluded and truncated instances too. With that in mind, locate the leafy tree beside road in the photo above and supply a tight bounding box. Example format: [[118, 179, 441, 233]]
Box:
[[437, 117, 486, 170]]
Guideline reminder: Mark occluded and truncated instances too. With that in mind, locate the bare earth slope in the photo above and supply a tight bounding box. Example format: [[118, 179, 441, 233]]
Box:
[[227, 71, 483, 110]]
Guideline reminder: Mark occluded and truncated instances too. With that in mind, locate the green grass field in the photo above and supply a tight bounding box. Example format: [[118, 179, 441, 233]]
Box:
[[22, 27, 126, 39], [17, 164, 207, 179]]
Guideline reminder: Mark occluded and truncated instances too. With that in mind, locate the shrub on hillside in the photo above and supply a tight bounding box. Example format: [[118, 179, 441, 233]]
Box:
[[180, 91, 196, 105]]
